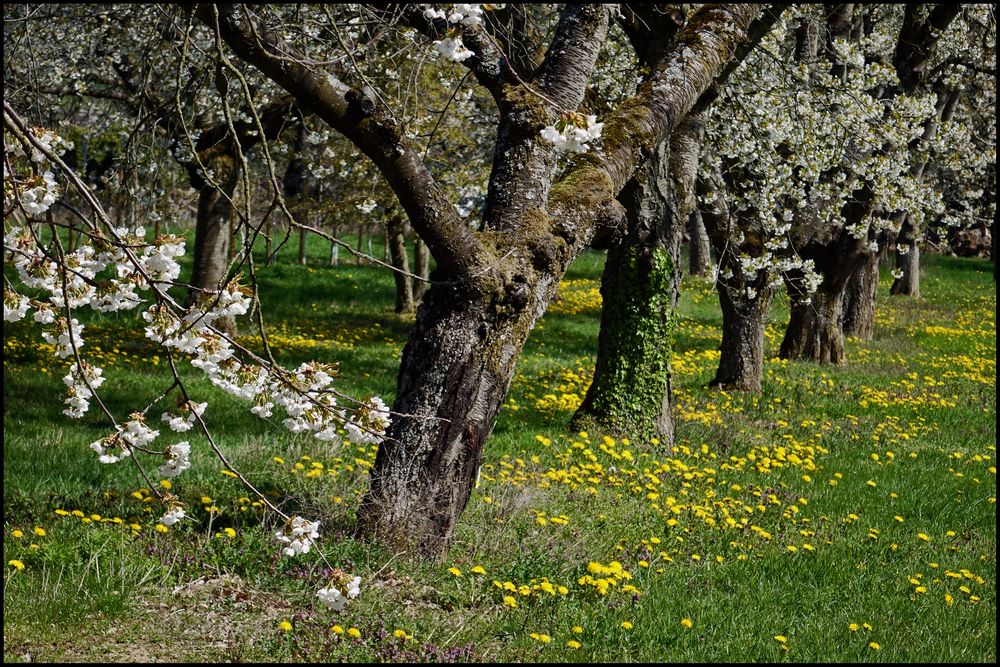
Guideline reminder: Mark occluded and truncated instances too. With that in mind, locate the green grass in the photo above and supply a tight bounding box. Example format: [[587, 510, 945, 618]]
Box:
[[3, 239, 996, 663]]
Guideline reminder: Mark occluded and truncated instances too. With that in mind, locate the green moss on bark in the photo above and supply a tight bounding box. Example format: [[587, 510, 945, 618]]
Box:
[[573, 245, 676, 443]]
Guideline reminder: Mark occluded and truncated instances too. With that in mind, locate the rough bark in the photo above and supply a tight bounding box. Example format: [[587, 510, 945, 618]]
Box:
[[890, 216, 921, 297], [698, 170, 775, 392], [188, 155, 239, 335], [355, 278, 555, 556], [780, 282, 847, 364], [842, 246, 880, 340], [688, 209, 712, 277], [387, 215, 415, 314], [571, 141, 680, 447], [713, 283, 774, 391]]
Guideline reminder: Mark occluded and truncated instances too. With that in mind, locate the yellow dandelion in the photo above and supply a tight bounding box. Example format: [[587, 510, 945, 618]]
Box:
[[11, 529, 23, 538], [775, 635, 788, 644], [470, 565, 486, 575], [680, 618, 693, 629], [330, 625, 345, 635], [620, 621, 633, 630], [869, 642, 881, 650], [571, 626, 584, 634], [347, 627, 361, 638], [33, 527, 45, 537], [447, 566, 462, 577], [917, 533, 930, 542], [566, 640, 582, 649], [278, 620, 293, 632], [8, 560, 25, 570]]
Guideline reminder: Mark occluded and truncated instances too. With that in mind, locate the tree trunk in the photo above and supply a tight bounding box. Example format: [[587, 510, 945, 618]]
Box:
[[688, 209, 712, 277], [890, 216, 920, 297], [329, 225, 339, 266], [842, 248, 880, 340], [780, 282, 847, 363], [356, 279, 552, 557], [387, 215, 415, 314], [571, 140, 680, 446], [712, 281, 773, 391], [356, 223, 365, 265], [188, 156, 239, 335], [413, 237, 430, 302]]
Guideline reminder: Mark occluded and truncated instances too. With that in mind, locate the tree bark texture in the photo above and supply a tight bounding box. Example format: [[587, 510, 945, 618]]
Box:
[[890, 216, 920, 297], [688, 209, 712, 277], [841, 247, 880, 340], [355, 277, 556, 556], [571, 140, 680, 447], [387, 215, 415, 313], [713, 282, 773, 391], [697, 170, 774, 392], [780, 281, 847, 364], [189, 155, 239, 335], [413, 237, 430, 302]]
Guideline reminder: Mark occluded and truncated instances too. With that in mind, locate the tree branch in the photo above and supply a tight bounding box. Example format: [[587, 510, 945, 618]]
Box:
[[202, 3, 497, 287], [548, 4, 764, 250]]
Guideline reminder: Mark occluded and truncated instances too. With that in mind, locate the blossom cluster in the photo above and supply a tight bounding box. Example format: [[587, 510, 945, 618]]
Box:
[[700, 6, 961, 302], [425, 4, 485, 62], [316, 570, 363, 611], [4, 120, 390, 569], [540, 113, 604, 154], [275, 515, 321, 557]]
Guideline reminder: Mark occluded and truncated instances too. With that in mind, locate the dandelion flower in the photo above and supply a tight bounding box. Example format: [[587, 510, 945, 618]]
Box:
[[566, 640, 582, 649], [8, 560, 25, 570], [869, 642, 881, 650], [347, 627, 361, 638], [620, 621, 633, 630], [680, 618, 693, 629], [278, 620, 293, 631]]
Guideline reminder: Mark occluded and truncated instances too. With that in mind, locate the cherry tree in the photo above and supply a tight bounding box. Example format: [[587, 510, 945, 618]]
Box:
[[6, 3, 770, 565]]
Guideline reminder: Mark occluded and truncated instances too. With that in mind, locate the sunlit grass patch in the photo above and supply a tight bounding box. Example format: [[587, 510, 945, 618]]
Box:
[[4, 250, 995, 662]]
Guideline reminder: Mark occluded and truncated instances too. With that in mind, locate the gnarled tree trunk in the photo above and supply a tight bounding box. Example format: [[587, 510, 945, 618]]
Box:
[[713, 282, 774, 391], [571, 141, 679, 446], [356, 276, 555, 555], [780, 281, 847, 363], [842, 246, 880, 340]]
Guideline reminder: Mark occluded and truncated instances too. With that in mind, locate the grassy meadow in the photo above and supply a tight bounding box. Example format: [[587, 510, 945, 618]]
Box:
[[3, 233, 996, 662]]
